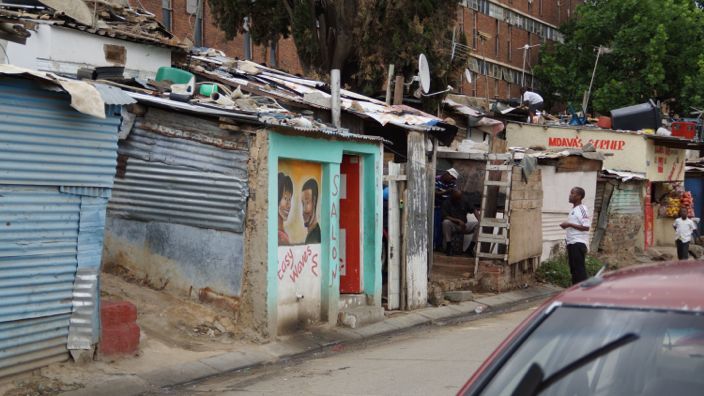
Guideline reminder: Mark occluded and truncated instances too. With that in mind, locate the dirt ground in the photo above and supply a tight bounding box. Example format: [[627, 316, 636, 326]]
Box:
[[0, 273, 257, 396]]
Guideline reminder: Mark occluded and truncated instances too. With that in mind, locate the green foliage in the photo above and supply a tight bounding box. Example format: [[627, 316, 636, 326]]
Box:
[[207, 0, 461, 105], [534, 0, 704, 115], [536, 254, 604, 288]]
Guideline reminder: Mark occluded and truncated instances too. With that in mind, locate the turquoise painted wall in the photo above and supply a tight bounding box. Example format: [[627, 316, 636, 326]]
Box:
[[267, 132, 382, 330]]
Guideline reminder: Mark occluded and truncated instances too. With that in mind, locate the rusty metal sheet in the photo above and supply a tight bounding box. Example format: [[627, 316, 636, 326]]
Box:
[[109, 126, 248, 232]]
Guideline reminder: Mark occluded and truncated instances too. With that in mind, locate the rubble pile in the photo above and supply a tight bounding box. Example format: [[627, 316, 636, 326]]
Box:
[[0, 0, 188, 48]]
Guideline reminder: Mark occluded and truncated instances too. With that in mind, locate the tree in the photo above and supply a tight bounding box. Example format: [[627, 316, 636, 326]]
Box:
[[207, 0, 462, 99], [534, 0, 704, 115]]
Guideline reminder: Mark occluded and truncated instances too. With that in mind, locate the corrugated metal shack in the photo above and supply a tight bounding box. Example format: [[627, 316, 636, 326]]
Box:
[[102, 93, 264, 301], [0, 67, 132, 377]]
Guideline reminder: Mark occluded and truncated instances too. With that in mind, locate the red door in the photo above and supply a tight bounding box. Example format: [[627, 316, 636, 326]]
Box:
[[340, 155, 362, 294]]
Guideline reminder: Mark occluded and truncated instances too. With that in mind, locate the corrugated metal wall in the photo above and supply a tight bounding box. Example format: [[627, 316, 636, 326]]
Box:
[[0, 78, 120, 377], [109, 124, 249, 232], [609, 183, 643, 214], [0, 79, 120, 187], [0, 187, 80, 376]]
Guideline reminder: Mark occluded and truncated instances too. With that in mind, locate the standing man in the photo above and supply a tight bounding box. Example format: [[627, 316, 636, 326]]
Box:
[[520, 86, 544, 119], [301, 178, 321, 244], [673, 208, 696, 260], [434, 168, 459, 250], [560, 187, 590, 285]]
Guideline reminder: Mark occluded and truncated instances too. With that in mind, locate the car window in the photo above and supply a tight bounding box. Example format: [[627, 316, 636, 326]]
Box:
[[478, 306, 704, 396]]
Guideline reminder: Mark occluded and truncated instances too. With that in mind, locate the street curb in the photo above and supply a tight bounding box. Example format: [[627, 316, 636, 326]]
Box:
[[61, 285, 561, 396]]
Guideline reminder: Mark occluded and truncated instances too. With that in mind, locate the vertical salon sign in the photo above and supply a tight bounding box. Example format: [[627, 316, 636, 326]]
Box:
[[330, 173, 340, 285]]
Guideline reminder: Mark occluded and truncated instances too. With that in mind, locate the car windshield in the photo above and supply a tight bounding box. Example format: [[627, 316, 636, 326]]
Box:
[[480, 306, 704, 396]]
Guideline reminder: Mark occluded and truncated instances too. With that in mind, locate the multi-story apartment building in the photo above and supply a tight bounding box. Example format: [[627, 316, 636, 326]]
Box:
[[457, 0, 583, 100], [139, 0, 582, 100]]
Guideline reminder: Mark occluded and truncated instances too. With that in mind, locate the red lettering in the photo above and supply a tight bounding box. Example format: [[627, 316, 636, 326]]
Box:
[[311, 253, 319, 276], [617, 140, 625, 150], [332, 246, 337, 260], [331, 227, 337, 241], [548, 137, 561, 146], [331, 202, 337, 218], [278, 249, 294, 280]]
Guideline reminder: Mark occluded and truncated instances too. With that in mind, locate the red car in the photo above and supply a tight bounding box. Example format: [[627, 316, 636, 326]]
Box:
[[459, 261, 704, 396]]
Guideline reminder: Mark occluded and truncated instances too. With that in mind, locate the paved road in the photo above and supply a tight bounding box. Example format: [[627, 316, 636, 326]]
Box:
[[155, 306, 536, 396]]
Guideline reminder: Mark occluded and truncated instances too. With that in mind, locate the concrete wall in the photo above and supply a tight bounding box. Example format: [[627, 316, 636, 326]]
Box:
[[103, 217, 244, 296], [6, 25, 171, 79]]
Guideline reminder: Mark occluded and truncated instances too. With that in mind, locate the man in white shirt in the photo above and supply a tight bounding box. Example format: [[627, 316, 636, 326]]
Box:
[[560, 187, 590, 285], [520, 86, 544, 117], [673, 208, 696, 260]]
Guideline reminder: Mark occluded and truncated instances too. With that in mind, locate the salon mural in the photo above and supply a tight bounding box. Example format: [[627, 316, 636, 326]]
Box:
[[276, 159, 323, 331]]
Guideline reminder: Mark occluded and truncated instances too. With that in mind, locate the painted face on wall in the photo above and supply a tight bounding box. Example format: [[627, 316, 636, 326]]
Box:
[[278, 190, 292, 221], [301, 189, 316, 227]]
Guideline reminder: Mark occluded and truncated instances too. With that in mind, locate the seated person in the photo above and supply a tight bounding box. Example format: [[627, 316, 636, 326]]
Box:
[[442, 190, 479, 255]]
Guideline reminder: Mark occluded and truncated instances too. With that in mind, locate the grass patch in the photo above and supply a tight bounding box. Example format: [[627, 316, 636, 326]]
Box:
[[536, 254, 605, 288]]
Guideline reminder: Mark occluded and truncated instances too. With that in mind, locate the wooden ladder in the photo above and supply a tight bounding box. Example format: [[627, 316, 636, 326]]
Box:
[[474, 153, 514, 276]]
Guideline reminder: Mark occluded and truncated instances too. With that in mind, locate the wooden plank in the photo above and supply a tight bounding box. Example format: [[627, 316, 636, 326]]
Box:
[[556, 156, 603, 173], [476, 252, 507, 260], [486, 164, 513, 171], [480, 218, 509, 228], [404, 131, 428, 309], [393, 75, 404, 106], [507, 208, 543, 264], [478, 234, 508, 244], [485, 180, 511, 187], [383, 175, 407, 182], [386, 162, 401, 310], [487, 153, 512, 160]]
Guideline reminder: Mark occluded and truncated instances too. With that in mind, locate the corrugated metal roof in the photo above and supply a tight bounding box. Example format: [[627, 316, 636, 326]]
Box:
[[0, 78, 120, 187], [128, 92, 259, 122], [92, 83, 137, 106], [187, 55, 449, 133], [109, 126, 248, 232]]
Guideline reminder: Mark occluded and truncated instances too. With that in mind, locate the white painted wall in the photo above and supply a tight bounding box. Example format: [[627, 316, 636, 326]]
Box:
[[276, 244, 322, 335], [539, 165, 597, 262], [5, 24, 171, 79]]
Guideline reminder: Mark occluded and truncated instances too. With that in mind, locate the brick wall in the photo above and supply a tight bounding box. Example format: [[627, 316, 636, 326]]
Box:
[[137, 0, 303, 74]]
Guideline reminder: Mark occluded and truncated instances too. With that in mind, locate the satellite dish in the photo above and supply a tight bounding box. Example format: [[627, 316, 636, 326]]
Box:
[[418, 54, 431, 94], [464, 68, 472, 84]]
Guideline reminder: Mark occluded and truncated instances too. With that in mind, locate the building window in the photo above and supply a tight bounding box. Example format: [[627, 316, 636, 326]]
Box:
[[507, 26, 512, 61], [495, 20, 500, 56], [161, 0, 172, 31], [472, 12, 478, 49]]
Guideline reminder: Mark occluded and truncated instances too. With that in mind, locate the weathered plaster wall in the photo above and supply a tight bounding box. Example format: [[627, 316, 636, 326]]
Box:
[[103, 218, 243, 296], [241, 131, 271, 339], [506, 123, 649, 174], [7, 25, 171, 79]]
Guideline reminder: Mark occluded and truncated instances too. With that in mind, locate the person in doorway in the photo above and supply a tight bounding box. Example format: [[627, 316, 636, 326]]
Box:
[[674, 208, 696, 260], [441, 190, 478, 256], [301, 178, 321, 244], [434, 168, 459, 250], [560, 187, 590, 285], [520, 86, 544, 119], [277, 172, 294, 245]]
